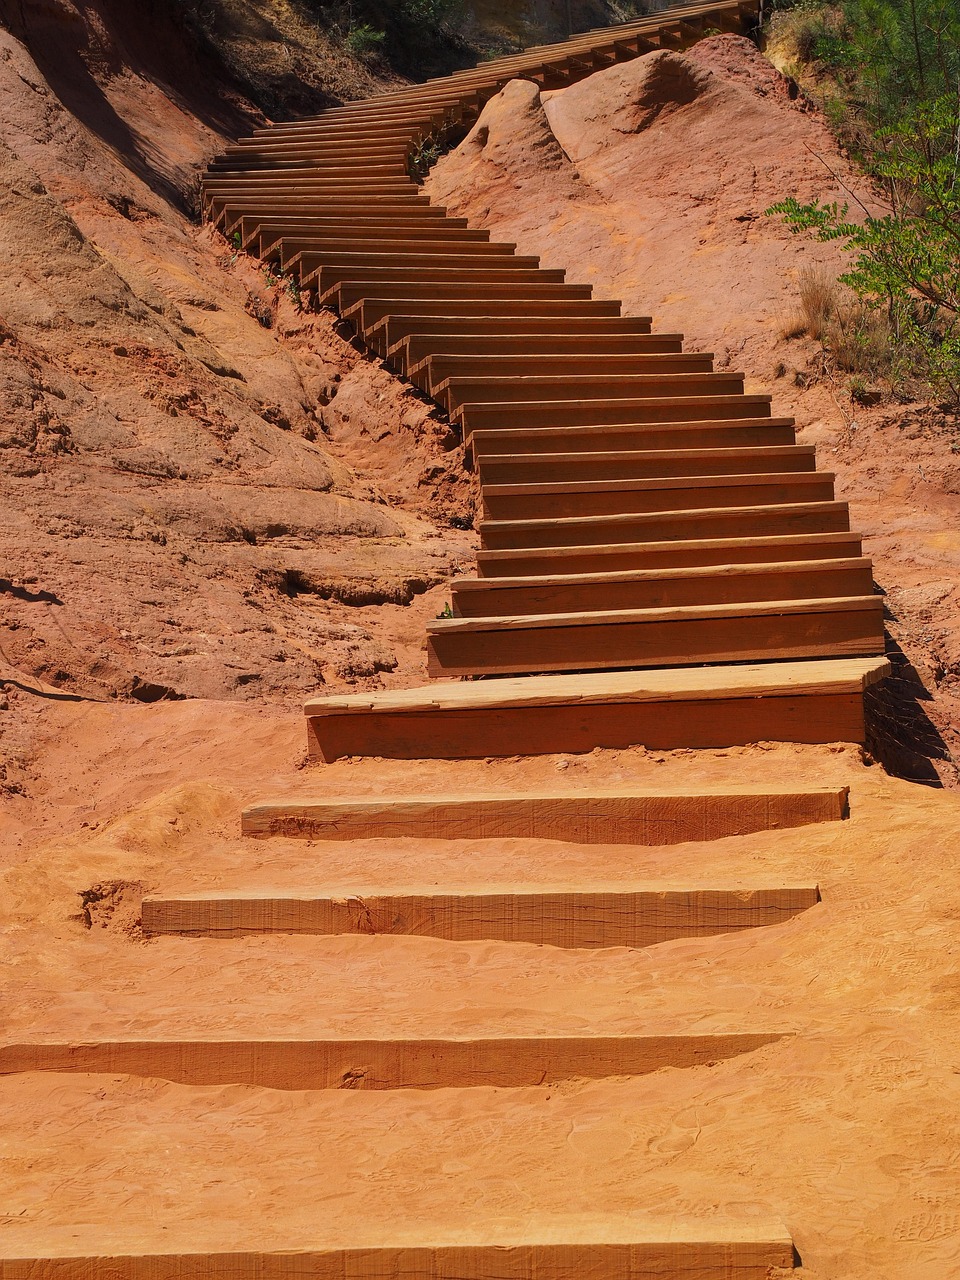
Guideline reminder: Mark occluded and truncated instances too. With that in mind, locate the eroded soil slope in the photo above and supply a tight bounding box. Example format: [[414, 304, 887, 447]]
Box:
[[0, 0, 474, 716], [427, 36, 960, 783]]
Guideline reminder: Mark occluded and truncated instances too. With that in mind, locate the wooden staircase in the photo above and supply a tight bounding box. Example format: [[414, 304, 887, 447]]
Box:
[[201, 0, 887, 759], [0, 8, 899, 1277]]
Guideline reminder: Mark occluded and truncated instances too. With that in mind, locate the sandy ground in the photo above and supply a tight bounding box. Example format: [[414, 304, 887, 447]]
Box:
[[2, 697, 960, 1276]]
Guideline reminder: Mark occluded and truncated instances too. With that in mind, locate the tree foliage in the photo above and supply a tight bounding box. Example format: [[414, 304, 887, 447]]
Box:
[[768, 0, 960, 401]]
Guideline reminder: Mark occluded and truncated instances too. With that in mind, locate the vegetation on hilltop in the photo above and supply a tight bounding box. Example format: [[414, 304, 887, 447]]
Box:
[[169, 0, 636, 114], [766, 0, 960, 404]]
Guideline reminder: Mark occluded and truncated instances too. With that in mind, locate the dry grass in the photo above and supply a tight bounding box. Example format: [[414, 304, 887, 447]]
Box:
[[781, 266, 900, 399]]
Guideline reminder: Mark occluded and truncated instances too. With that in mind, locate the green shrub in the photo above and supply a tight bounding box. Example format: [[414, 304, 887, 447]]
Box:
[[345, 22, 385, 56]]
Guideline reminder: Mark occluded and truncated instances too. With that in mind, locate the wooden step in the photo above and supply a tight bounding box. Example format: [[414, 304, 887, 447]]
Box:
[[479, 501, 851, 550], [0, 1215, 795, 1280], [442, 371, 745, 415], [295, 254, 543, 284], [481, 472, 837, 521], [460, 396, 773, 441], [219, 197, 440, 232], [318, 268, 571, 303], [0, 1032, 787, 1091], [315, 265, 567, 295], [475, 532, 865, 577], [248, 218, 479, 252], [142, 882, 822, 946], [202, 178, 415, 200], [478, 444, 817, 484], [426, 595, 885, 677], [375, 312, 652, 354], [394, 331, 682, 370], [416, 350, 713, 393], [203, 161, 409, 180], [469, 417, 797, 457], [258, 222, 489, 251], [271, 229, 514, 251], [280, 242, 530, 270], [240, 786, 848, 841], [349, 295, 617, 331], [303, 657, 890, 760], [451, 558, 875, 616]]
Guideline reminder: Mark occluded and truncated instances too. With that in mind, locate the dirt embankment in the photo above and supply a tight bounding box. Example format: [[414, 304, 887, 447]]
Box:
[[0, 0, 476, 726], [426, 35, 960, 784]]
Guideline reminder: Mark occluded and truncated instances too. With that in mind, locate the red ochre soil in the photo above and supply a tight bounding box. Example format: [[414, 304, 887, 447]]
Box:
[[3, 11, 960, 1280], [0, 0, 475, 714]]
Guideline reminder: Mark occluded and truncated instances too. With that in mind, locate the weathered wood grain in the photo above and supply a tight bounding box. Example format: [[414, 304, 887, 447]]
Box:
[[142, 884, 822, 944], [239, 788, 847, 842], [0, 1215, 796, 1280], [0, 1031, 786, 1090]]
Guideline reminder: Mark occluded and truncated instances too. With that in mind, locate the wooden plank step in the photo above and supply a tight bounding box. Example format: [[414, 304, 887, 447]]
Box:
[[460, 397, 773, 441], [219, 198, 439, 232], [239, 786, 848, 841], [213, 142, 412, 163], [469, 416, 796, 456], [475, 532, 864, 577], [0, 1032, 787, 1091], [314, 266, 566, 294], [335, 277, 586, 309], [375, 312, 652, 354], [275, 239, 526, 267], [202, 178, 415, 197], [0, 1214, 795, 1280], [252, 221, 488, 252], [479, 501, 851, 550], [395, 331, 682, 370], [293, 250, 540, 275], [317, 268, 571, 302], [347, 292, 609, 329], [253, 220, 488, 247], [226, 127, 417, 147], [425, 595, 885, 677], [442, 371, 746, 414], [399, 330, 686, 360], [451, 558, 875, 616], [482, 472, 837, 521], [243, 212, 469, 237], [362, 300, 627, 338], [142, 882, 822, 946], [478, 444, 817, 483], [303, 657, 890, 759], [416, 351, 713, 393], [202, 162, 409, 180]]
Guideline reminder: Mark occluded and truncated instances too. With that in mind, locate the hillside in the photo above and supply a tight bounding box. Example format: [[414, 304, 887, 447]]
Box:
[[0, 0, 482, 715]]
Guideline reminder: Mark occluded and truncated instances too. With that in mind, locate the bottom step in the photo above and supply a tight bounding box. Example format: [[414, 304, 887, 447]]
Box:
[[304, 657, 890, 761], [0, 1214, 796, 1279], [0, 1033, 785, 1091]]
